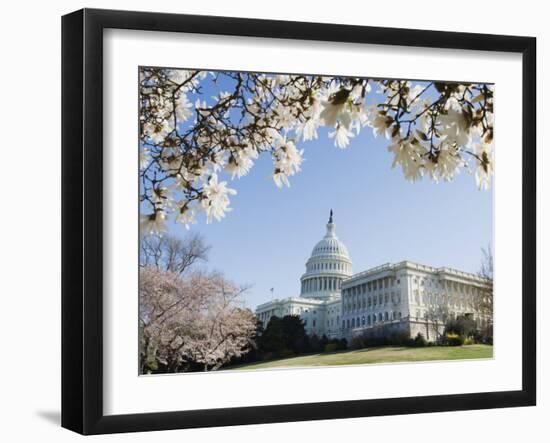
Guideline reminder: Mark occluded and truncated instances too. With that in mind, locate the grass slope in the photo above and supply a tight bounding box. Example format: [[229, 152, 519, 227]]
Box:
[[227, 345, 493, 370]]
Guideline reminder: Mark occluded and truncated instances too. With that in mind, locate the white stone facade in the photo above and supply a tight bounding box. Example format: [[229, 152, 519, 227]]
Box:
[[255, 213, 492, 341]]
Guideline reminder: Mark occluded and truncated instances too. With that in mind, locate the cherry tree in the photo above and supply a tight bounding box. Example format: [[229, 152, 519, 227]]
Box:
[[180, 284, 257, 371], [139, 68, 494, 234], [139, 266, 256, 373]]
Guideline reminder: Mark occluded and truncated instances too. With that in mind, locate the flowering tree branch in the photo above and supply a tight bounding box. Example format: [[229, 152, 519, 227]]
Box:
[[139, 68, 494, 234]]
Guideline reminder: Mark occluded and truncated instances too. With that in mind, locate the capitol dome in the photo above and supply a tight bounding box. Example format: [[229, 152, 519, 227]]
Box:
[[300, 211, 353, 301]]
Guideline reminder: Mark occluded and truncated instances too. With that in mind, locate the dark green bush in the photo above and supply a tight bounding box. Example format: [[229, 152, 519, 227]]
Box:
[[445, 332, 465, 346]]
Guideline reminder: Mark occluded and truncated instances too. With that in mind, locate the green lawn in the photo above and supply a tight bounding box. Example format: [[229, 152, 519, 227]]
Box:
[[227, 345, 493, 371]]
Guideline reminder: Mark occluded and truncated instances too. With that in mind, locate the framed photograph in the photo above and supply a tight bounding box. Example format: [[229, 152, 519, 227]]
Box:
[[62, 8, 536, 435]]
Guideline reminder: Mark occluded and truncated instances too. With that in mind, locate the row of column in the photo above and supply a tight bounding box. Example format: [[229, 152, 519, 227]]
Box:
[[301, 277, 342, 294]]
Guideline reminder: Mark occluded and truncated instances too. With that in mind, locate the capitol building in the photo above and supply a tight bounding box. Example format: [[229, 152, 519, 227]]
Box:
[[255, 211, 492, 342]]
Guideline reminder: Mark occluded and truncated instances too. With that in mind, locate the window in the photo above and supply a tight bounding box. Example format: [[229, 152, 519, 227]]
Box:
[[362, 316, 365, 325], [313, 320, 316, 327]]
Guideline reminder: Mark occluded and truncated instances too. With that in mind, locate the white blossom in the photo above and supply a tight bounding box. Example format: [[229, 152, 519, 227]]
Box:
[[438, 99, 471, 147], [143, 120, 173, 145], [139, 148, 151, 170], [175, 204, 198, 229], [320, 94, 352, 129], [329, 124, 354, 149], [368, 106, 393, 139], [140, 211, 167, 236], [272, 138, 304, 188], [139, 68, 494, 228], [474, 142, 494, 190], [433, 143, 464, 182], [388, 137, 424, 182], [224, 147, 258, 179], [201, 174, 237, 223], [175, 93, 193, 122]]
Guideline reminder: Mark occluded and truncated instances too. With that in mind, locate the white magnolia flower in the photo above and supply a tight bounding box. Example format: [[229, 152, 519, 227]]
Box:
[[175, 93, 193, 122], [320, 93, 352, 129], [388, 137, 424, 182], [139, 148, 151, 170], [350, 82, 371, 101], [175, 204, 198, 229], [201, 173, 237, 223], [368, 106, 393, 139], [329, 124, 354, 149], [272, 138, 304, 188], [434, 143, 464, 182], [474, 142, 494, 190], [140, 211, 167, 236], [168, 69, 192, 84], [272, 75, 290, 88], [143, 120, 173, 145], [205, 150, 225, 173], [408, 84, 425, 101], [300, 117, 320, 141], [298, 96, 323, 141], [151, 185, 174, 209], [158, 147, 182, 173], [438, 100, 471, 147], [272, 171, 290, 188], [273, 102, 295, 130], [224, 148, 258, 179]]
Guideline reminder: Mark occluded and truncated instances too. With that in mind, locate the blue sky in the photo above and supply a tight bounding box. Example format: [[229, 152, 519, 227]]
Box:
[[164, 124, 493, 310]]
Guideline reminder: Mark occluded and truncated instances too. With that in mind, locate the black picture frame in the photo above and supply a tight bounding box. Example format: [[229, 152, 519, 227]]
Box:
[[61, 8, 537, 435]]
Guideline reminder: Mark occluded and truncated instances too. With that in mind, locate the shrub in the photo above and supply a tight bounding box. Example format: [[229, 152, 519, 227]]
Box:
[[277, 348, 295, 358], [412, 332, 428, 347], [324, 343, 338, 353], [445, 332, 464, 346], [463, 337, 474, 345]]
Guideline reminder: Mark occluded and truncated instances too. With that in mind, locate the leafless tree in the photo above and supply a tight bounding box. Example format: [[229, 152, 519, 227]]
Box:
[[425, 303, 450, 341], [140, 232, 210, 274], [476, 244, 494, 334]]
